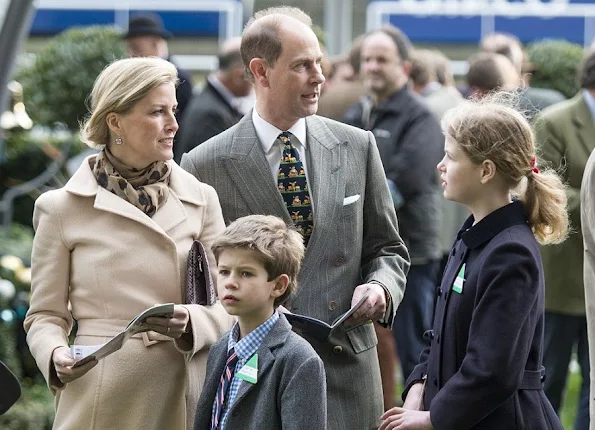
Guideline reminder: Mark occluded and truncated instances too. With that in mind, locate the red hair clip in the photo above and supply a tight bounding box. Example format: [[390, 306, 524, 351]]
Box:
[[530, 156, 539, 174]]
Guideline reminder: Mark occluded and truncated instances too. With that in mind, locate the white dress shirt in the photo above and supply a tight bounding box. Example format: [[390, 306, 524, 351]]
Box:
[[207, 75, 243, 114]]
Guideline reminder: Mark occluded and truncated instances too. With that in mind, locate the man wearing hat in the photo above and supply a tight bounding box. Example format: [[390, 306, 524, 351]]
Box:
[[124, 13, 194, 150]]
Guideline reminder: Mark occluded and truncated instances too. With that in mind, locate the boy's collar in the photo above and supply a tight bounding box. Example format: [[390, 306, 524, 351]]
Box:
[[227, 311, 280, 360]]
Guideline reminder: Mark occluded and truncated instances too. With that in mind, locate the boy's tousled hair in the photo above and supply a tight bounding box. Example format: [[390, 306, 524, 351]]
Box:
[[441, 91, 569, 245], [211, 215, 305, 306]]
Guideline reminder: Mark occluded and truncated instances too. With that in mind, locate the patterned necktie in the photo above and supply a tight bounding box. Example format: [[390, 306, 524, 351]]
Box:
[[211, 348, 239, 430], [276, 132, 314, 245]]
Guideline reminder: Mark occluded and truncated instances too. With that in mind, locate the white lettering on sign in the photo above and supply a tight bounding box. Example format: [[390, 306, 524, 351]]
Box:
[[367, 0, 595, 20]]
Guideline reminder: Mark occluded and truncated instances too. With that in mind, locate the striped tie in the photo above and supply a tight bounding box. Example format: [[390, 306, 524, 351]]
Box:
[[276, 131, 314, 245], [211, 349, 239, 429]]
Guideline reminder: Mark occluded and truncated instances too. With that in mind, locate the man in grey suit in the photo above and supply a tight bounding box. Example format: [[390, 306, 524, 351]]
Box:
[[181, 6, 409, 430]]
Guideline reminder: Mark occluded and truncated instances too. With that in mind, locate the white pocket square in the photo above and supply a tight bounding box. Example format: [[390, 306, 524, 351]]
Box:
[[343, 194, 360, 206]]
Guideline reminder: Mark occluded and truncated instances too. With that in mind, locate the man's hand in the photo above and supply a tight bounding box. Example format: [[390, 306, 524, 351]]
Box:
[[52, 346, 98, 384], [379, 408, 433, 430], [346, 283, 387, 325]]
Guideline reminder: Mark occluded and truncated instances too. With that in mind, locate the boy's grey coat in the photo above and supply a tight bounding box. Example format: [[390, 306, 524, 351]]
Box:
[[182, 113, 410, 429], [193, 315, 327, 430]]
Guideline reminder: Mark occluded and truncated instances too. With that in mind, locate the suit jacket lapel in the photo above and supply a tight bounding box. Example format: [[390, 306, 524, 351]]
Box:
[[152, 163, 206, 234], [199, 340, 229, 425], [229, 317, 290, 410], [573, 95, 595, 157], [301, 116, 344, 280], [222, 116, 292, 223]]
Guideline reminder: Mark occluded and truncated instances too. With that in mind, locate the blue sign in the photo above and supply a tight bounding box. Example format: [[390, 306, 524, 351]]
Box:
[[370, 0, 595, 45], [30, 4, 239, 37]]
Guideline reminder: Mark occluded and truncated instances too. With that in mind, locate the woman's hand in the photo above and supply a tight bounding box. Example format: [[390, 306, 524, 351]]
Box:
[[379, 408, 433, 430], [145, 305, 190, 338], [402, 381, 425, 410], [52, 346, 98, 384]]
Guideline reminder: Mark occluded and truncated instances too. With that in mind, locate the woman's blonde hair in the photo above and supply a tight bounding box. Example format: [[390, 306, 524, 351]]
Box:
[[81, 57, 178, 148], [442, 92, 568, 245]]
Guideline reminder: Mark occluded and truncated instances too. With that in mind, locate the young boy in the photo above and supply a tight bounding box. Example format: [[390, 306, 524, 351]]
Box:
[[193, 215, 327, 430]]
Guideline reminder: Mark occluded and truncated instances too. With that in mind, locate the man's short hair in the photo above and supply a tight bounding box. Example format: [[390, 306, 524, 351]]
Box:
[[431, 50, 455, 86], [241, 6, 312, 81], [410, 49, 437, 87], [466, 52, 517, 93], [579, 49, 595, 90], [480, 32, 524, 74], [211, 215, 305, 306], [347, 35, 364, 77], [374, 25, 412, 63], [218, 50, 242, 71]]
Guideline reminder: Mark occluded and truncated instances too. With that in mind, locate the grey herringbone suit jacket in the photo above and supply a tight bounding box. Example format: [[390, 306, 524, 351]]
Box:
[[194, 315, 327, 430], [181, 113, 410, 430]]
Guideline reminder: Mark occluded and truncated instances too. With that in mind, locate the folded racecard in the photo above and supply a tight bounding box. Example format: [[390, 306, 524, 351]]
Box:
[[71, 303, 174, 367]]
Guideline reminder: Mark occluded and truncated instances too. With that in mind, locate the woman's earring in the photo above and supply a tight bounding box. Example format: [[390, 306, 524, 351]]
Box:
[[115, 136, 123, 145]]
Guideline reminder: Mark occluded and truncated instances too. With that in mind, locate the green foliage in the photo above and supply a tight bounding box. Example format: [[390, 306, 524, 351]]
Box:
[[0, 318, 22, 383], [0, 129, 86, 227], [15, 26, 126, 130], [561, 365, 581, 429], [526, 39, 585, 98], [0, 224, 34, 264], [0, 381, 55, 430]]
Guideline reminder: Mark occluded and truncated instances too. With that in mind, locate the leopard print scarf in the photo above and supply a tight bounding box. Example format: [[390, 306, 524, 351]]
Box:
[[91, 148, 171, 217]]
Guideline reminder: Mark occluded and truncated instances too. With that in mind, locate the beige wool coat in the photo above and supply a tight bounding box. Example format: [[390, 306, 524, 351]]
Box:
[[24, 157, 235, 430]]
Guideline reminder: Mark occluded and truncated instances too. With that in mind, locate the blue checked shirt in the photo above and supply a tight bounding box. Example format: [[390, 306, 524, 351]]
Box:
[[212, 311, 279, 430]]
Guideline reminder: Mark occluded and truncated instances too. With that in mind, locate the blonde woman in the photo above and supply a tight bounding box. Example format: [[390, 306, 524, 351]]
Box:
[[24, 57, 234, 430], [381, 94, 568, 430]]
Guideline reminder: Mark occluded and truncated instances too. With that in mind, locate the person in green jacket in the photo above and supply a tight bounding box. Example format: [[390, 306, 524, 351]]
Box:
[[534, 48, 595, 430]]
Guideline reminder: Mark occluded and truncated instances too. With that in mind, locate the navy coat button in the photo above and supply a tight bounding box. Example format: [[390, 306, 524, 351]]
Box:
[[433, 378, 438, 386], [436, 287, 442, 296], [423, 330, 435, 341]]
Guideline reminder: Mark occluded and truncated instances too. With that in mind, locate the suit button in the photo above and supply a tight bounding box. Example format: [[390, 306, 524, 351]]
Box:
[[436, 335, 440, 344], [335, 256, 345, 266], [423, 330, 434, 341], [333, 345, 343, 354], [433, 378, 438, 386], [452, 248, 456, 256], [328, 301, 337, 311], [436, 287, 442, 296]]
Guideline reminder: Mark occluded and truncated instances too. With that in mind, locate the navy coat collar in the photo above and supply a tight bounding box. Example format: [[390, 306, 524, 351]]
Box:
[[459, 201, 528, 249]]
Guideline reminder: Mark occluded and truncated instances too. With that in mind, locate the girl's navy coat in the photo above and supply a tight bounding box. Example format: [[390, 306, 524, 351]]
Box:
[[404, 201, 562, 429]]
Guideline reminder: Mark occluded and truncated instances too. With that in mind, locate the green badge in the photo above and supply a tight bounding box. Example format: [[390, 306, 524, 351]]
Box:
[[452, 263, 466, 294], [236, 353, 258, 384]]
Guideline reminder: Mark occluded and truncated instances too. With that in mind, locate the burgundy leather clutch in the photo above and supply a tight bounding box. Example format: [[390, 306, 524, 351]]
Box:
[[185, 240, 216, 305]]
